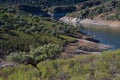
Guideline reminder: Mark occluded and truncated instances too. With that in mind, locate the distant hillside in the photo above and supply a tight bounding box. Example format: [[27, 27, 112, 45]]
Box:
[[1, 0, 119, 21], [0, 0, 88, 8], [68, 0, 120, 21]]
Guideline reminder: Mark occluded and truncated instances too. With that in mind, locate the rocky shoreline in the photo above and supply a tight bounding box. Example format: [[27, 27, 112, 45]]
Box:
[[60, 37, 111, 58], [60, 16, 120, 28]]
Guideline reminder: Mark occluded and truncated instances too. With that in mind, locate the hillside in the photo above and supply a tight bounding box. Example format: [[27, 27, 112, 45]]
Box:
[[0, 0, 120, 80], [0, 0, 88, 9], [0, 50, 120, 80], [68, 0, 120, 21], [0, 4, 81, 58], [1, 0, 120, 21]]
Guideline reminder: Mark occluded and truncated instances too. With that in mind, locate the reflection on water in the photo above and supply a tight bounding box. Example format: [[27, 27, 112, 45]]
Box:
[[80, 24, 120, 50]]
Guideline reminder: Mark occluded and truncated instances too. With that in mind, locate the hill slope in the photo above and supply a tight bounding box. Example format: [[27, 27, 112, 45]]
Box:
[[0, 0, 88, 8], [0, 50, 120, 80], [1, 0, 120, 21], [0, 4, 79, 58], [0, 1, 120, 80], [68, 0, 120, 21]]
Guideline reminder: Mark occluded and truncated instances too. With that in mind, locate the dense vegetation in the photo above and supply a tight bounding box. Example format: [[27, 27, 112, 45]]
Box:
[[68, 0, 120, 21], [0, 4, 80, 58], [1, 0, 120, 21], [0, 0, 88, 9], [0, 50, 120, 80]]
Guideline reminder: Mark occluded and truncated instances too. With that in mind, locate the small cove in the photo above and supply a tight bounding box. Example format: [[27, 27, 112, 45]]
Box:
[[80, 25, 120, 50]]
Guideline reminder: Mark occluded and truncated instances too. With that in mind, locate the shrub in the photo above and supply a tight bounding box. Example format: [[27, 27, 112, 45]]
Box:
[[7, 44, 63, 66]]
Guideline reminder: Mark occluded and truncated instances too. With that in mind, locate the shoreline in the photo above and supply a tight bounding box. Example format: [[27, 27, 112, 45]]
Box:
[[60, 16, 120, 28], [59, 16, 115, 58], [60, 37, 111, 59]]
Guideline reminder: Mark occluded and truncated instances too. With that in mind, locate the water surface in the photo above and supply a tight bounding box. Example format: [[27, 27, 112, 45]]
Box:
[[81, 25, 120, 50]]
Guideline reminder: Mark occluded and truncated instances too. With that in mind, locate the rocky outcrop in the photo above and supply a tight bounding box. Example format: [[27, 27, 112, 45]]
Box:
[[59, 16, 81, 26], [60, 16, 120, 28], [0, 63, 15, 68], [85, 37, 100, 43]]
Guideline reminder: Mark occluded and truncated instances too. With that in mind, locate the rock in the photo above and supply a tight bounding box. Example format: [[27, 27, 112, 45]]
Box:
[[60, 16, 80, 26], [0, 61, 16, 68], [85, 38, 100, 43]]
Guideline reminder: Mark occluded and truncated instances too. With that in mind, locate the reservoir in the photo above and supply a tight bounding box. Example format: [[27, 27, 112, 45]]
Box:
[[81, 25, 120, 50], [36, 12, 120, 50]]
